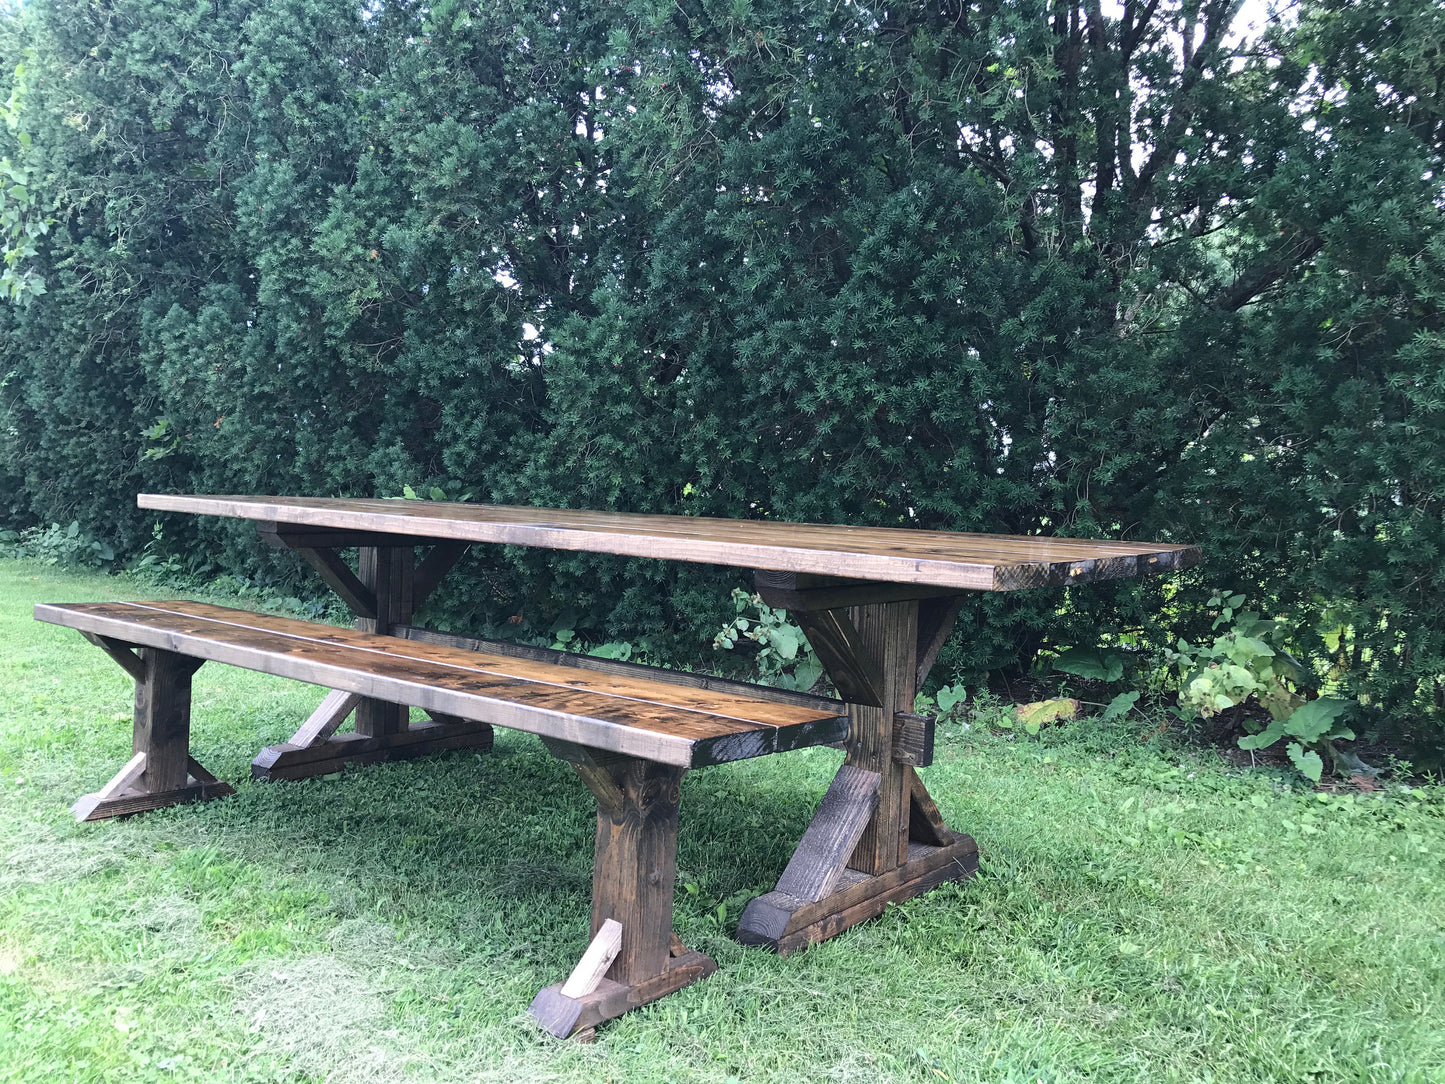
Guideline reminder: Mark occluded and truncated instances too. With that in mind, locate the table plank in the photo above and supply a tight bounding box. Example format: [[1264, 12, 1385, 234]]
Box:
[[137, 495, 1200, 591]]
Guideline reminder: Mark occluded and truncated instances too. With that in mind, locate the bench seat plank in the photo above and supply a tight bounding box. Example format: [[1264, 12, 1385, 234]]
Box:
[[35, 601, 847, 768]]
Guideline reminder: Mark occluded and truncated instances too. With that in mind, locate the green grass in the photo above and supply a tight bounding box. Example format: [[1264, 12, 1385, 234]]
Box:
[[1, 560, 1443, 1083]]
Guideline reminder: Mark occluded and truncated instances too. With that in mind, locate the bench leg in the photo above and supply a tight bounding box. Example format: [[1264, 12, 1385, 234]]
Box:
[[72, 647, 235, 822], [252, 543, 495, 780], [737, 597, 979, 952], [530, 752, 715, 1038]]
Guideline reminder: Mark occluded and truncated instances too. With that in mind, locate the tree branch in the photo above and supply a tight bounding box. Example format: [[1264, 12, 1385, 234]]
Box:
[[1212, 233, 1325, 311]]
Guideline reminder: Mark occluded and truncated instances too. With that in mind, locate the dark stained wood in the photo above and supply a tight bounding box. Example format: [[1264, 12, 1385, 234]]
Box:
[[842, 600, 918, 875], [354, 546, 412, 738], [395, 623, 844, 715], [70, 774, 236, 822], [570, 764, 626, 818], [772, 765, 881, 903], [288, 689, 361, 748], [110, 492, 1204, 992], [526, 751, 714, 1038], [737, 835, 979, 953], [794, 609, 885, 707], [37, 601, 847, 769], [422, 706, 489, 735], [251, 717, 496, 780], [56, 601, 842, 733], [185, 756, 223, 785], [740, 600, 942, 949], [915, 594, 967, 687], [258, 521, 451, 550], [892, 712, 935, 769], [135, 649, 201, 793], [140, 494, 1202, 594], [64, 642, 232, 821], [539, 737, 631, 769], [908, 772, 953, 846], [529, 950, 717, 1039], [76, 751, 147, 807], [754, 570, 964, 611], [296, 547, 376, 619], [412, 542, 469, 609], [773, 838, 979, 955], [590, 758, 685, 985], [79, 632, 147, 682]]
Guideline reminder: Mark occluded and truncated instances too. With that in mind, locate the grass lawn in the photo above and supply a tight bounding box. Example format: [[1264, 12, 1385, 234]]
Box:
[[1, 560, 1443, 1083]]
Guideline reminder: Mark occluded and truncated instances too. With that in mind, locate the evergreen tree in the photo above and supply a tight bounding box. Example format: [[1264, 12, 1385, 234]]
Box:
[[1, 0, 1440, 742]]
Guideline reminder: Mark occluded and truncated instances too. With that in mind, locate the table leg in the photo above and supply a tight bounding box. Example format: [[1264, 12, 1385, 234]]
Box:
[[737, 596, 979, 953], [71, 641, 234, 821], [252, 543, 493, 781], [530, 745, 716, 1038], [353, 545, 412, 737]]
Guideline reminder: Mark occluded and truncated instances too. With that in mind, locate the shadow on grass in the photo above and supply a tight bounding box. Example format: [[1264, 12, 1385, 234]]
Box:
[[161, 731, 835, 961]]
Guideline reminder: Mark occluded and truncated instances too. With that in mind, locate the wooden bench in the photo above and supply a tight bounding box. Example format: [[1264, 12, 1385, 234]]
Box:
[[34, 597, 850, 1037]]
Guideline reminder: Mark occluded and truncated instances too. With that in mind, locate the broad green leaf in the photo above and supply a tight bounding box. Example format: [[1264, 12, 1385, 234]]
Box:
[[768, 625, 802, 660], [1238, 717, 1287, 751], [1053, 648, 1124, 683], [588, 641, 632, 660], [1286, 742, 1324, 783], [936, 685, 966, 712], [1014, 698, 1079, 727], [789, 657, 823, 692], [1282, 698, 1350, 743], [1102, 690, 1140, 721]]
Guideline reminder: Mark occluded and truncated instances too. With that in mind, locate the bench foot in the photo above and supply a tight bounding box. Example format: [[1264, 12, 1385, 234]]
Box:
[[737, 833, 979, 955], [72, 754, 235, 822], [251, 716, 494, 780], [529, 946, 717, 1039]]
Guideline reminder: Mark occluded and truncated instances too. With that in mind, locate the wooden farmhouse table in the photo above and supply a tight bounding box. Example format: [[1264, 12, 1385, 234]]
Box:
[[125, 494, 1200, 1034]]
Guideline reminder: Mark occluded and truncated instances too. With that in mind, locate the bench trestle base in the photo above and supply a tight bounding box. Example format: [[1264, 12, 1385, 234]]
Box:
[[251, 714, 495, 781], [70, 645, 235, 821], [736, 833, 979, 955]]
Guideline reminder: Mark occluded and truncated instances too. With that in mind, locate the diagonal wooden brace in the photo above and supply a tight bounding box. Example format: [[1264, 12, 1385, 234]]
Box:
[[772, 764, 881, 902]]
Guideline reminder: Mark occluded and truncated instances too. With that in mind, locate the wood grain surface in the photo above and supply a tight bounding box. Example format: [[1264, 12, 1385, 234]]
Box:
[[36, 600, 846, 768], [138, 494, 1201, 591]]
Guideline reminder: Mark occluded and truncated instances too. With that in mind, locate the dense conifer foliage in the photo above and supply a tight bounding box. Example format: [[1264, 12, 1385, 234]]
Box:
[[1, 0, 1441, 746]]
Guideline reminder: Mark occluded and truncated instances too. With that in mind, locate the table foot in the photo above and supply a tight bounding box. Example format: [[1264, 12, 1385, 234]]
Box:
[[72, 754, 235, 822], [251, 716, 494, 780], [529, 946, 717, 1039], [737, 833, 979, 955]]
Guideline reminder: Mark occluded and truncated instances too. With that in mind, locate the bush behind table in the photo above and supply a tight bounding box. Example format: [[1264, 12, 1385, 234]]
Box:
[[0, 0, 1440, 757]]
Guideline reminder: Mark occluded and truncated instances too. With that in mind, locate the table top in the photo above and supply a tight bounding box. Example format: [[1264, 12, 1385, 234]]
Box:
[[137, 494, 1201, 592]]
